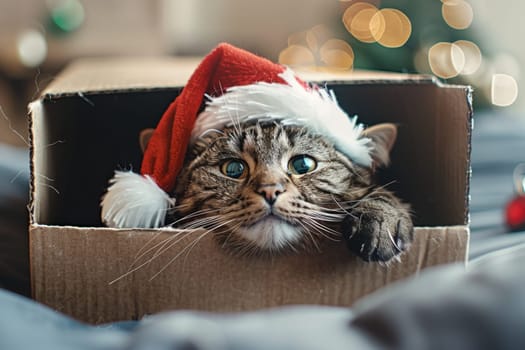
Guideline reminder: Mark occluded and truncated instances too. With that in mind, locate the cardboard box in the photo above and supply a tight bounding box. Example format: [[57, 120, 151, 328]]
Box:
[[29, 58, 472, 324]]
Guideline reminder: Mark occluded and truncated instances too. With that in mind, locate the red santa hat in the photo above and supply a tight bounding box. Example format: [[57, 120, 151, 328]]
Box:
[[101, 43, 372, 228]]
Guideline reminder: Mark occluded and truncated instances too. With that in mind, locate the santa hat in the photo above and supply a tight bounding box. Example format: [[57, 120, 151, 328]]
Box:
[[101, 43, 372, 229]]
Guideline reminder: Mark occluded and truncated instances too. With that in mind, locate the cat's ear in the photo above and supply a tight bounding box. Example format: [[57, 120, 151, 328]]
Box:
[[139, 128, 155, 154], [362, 123, 398, 168]]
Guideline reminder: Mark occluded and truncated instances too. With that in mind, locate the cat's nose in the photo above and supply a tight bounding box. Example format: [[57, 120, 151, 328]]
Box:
[[257, 183, 285, 205]]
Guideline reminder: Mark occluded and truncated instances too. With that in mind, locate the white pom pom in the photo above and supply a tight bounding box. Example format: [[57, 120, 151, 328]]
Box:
[[101, 171, 175, 228]]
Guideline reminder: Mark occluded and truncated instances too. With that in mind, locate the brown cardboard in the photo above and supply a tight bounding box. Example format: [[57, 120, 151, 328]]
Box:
[[31, 225, 467, 323], [29, 58, 472, 324]]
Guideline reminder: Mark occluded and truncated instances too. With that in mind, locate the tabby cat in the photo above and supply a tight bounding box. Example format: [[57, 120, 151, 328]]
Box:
[[156, 120, 413, 262]]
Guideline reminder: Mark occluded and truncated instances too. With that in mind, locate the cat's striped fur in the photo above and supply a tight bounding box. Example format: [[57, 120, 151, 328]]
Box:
[[171, 122, 413, 262]]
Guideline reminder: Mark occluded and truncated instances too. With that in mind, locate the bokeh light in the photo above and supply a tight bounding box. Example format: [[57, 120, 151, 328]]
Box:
[[287, 31, 308, 47], [351, 6, 381, 43], [453, 40, 481, 75], [319, 39, 355, 70], [280, 24, 353, 71], [343, 2, 378, 43], [306, 25, 334, 52], [373, 9, 412, 48], [343, 3, 411, 48], [428, 42, 465, 79], [441, 0, 473, 30], [278, 45, 315, 67], [491, 74, 519, 107], [47, 0, 85, 33], [17, 29, 48, 68]]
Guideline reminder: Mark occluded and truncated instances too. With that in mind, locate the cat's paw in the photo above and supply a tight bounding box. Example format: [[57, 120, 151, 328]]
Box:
[[342, 207, 413, 262]]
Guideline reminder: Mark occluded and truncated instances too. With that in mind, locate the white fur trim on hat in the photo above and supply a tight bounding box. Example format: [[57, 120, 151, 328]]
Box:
[[101, 171, 175, 228], [191, 69, 373, 166]]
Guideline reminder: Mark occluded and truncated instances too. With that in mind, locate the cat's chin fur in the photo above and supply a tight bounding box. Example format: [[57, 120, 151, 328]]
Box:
[[237, 216, 301, 251]]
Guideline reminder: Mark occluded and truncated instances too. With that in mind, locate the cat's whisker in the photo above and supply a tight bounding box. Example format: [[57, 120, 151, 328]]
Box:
[[130, 229, 198, 273], [281, 237, 299, 254], [220, 222, 243, 250], [108, 229, 194, 285], [148, 229, 199, 261], [292, 201, 346, 221], [329, 195, 359, 220], [311, 221, 341, 239], [301, 218, 341, 242], [136, 216, 224, 267], [196, 221, 240, 256], [336, 181, 398, 207], [297, 204, 346, 222], [130, 223, 217, 282], [308, 211, 345, 222], [168, 208, 222, 227], [179, 215, 226, 230], [129, 230, 182, 270], [294, 216, 340, 241], [295, 220, 322, 252], [150, 218, 237, 280], [149, 230, 211, 281], [329, 193, 400, 218], [132, 230, 165, 261], [342, 195, 393, 209], [155, 214, 226, 266]]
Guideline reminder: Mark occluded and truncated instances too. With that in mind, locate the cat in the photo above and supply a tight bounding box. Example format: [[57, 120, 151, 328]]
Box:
[[142, 120, 413, 262]]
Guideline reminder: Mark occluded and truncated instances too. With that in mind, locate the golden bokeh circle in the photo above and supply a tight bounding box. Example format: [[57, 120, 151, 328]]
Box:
[[351, 7, 381, 43], [373, 9, 412, 48], [428, 42, 465, 79], [305, 31, 319, 52], [342, 2, 378, 40], [320, 39, 355, 70], [442, 0, 473, 30], [278, 45, 316, 66], [306, 24, 333, 52], [453, 40, 482, 75], [287, 31, 308, 48], [320, 49, 354, 70], [369, 10, 386, 42]]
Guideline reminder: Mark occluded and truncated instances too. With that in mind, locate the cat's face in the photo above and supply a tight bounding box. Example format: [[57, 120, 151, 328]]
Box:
[[172, 122, 373, 254]]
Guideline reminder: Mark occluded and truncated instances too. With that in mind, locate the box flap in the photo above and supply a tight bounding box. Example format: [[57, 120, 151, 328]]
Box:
[[41, 57, 437, 96]]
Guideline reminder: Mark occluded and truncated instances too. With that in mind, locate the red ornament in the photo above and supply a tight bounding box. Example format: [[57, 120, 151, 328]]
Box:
[[506, 195, 525, 231], [505, 164, 525, 231]]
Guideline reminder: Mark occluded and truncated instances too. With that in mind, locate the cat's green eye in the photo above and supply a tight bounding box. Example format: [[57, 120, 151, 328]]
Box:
[[220, 159, 248, 179], [288, 155, 317, 175]]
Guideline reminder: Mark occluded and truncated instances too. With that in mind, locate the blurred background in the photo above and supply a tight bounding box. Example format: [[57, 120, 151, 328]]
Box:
[[0, 0, 523, 146]]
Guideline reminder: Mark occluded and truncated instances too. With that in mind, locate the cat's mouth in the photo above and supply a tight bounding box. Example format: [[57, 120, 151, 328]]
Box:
[[238, 214, 301, 250], [258, 211, 296, 227], [260, 213, 288, 225]]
